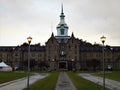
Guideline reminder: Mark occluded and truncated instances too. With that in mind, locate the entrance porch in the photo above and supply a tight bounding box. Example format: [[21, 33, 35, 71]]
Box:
[[58, 61, 67, 70]]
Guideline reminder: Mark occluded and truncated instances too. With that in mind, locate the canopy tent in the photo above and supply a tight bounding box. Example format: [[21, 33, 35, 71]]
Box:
[[0, 62, 12, 71]]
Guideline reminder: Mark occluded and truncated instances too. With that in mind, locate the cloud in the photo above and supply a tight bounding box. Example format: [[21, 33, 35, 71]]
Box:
[[65, 0, 120, 45], [0, 0, 120, 46]]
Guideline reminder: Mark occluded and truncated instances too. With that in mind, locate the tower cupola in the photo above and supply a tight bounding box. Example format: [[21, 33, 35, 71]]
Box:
[[56, 4, 69, 36]]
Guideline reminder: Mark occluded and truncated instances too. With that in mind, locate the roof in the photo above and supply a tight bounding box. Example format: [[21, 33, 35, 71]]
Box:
[[0, 46, 16, 52], [80, 46, 102, 52], [55, 36, 70, 43], [18, 46, 46, 52]]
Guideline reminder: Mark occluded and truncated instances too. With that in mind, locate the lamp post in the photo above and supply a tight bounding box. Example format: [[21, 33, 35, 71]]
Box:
[[52, 59, 54, 70], [72, 59, 74, 71], [27, 36, 32, 90], [100, 35, 106, 90]]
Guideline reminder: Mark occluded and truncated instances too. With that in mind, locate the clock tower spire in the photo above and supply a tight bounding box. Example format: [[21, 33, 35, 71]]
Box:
[[56, 4, 69, 36]]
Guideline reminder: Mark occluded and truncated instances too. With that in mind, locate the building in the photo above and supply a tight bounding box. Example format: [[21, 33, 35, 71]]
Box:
[[0, 6, 120, 71]]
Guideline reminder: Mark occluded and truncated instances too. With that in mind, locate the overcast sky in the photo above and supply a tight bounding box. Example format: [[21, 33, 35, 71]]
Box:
[[0, 0, 120, 46]]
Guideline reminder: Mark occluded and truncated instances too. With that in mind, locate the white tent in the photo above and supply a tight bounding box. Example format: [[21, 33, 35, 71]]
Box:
[[0, 62, 12, 71]]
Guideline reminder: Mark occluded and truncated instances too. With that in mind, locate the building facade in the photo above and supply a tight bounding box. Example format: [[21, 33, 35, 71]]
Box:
[[0, 7, 120, 71]]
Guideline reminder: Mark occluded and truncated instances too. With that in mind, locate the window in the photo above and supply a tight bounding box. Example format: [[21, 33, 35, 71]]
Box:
[[68, 45, 71, 49], [75, 50, 77, 54], [75, 45, 77, 49], [52, 39, 54, 44], [61, 29, 64, 35], [0, 54, 2, 57], [31, 53, 35, 57], [15, 53, 18, 56]]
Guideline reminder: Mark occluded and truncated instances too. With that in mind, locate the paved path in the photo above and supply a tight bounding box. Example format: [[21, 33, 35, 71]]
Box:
[[79, 73, 120, 90], [55, 72, 77, 90], [0, 73, 48, 90]]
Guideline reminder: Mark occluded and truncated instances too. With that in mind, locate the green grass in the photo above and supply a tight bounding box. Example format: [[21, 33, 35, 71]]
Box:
[[0, 72, 27, 84], [67, 71, 109, 90], [93, 71, 120, 82], [24, 71, 59, 90]]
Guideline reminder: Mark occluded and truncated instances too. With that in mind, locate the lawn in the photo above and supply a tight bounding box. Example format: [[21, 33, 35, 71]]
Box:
[[24, 71, 59, 90], [67, 71, 109, 90], [93, 71, 120, 82], [0, 72, 28, 84]]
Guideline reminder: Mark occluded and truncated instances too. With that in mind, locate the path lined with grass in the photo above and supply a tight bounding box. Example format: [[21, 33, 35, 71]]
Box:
[[0, 72, 27, 84], [0, 73, 48, 90], [67, 72, 108, 90], [93, 71, 120, 82], [24, 72, 59, 90], [79, 73, 120, 90], [1, 71, 120, 90], [55, 72, 77, 90]]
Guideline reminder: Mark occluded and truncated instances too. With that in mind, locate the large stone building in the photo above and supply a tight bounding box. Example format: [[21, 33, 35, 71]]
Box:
[[0, 6, 120, 71]]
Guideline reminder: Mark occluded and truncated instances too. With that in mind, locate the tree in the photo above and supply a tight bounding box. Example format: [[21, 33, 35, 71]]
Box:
[[21, 42, 28, 46]]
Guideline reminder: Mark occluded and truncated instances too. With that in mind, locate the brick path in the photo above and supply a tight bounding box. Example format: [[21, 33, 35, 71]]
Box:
[[55, 72, 77, 90]]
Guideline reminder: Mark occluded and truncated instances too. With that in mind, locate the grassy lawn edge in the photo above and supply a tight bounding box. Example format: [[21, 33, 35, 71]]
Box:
[[67, 71, 109, 90], [0, 72, 28, 84], [92, 71, 120, 82], [24, 71, 59, 90]]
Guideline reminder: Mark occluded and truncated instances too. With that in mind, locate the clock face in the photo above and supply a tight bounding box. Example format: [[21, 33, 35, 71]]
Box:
[[60, 29, 64, 35]]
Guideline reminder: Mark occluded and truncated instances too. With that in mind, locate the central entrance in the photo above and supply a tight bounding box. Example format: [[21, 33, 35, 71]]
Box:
[[59, 61, 67, 70]]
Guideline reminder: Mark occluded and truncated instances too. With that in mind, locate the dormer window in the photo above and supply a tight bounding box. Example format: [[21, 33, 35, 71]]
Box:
[[61, 29, 64, 35]]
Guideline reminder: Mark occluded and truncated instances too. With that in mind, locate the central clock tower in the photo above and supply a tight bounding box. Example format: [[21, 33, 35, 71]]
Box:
[[56, 5, 68, 36]]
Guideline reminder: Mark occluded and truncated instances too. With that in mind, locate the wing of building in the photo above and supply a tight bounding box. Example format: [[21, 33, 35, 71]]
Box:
[[0, 6, 120, 71]]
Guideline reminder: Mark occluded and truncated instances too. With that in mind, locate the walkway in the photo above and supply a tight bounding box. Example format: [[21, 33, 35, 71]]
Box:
[[79, 73, 120, 90], [0, 73, 48, 90], [55, 72, 77, 90]]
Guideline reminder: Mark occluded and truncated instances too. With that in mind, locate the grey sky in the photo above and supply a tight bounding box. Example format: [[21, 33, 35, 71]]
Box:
[[0, 0, 120, 46]]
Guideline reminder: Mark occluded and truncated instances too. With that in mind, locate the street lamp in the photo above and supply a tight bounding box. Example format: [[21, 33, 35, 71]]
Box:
[[52, 59, 54, 70], [72, 59, 74, 71], [100, 35, 106, 90], [27, 36, 32, 90]]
